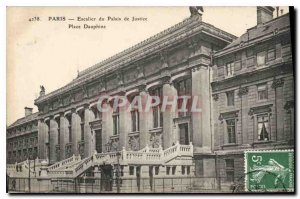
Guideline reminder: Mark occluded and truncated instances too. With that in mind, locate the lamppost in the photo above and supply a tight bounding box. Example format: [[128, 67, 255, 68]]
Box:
[[116, 151, 121, 193]]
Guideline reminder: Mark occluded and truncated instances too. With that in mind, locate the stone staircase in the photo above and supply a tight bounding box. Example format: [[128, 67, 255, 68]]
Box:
[[47, 141, 193, 178]]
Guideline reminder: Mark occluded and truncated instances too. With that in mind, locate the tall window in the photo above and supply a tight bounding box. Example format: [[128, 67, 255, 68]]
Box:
[[150, 87, 163, 128], [226, 119, 236, 144], [131, 109, 139, 132], [257, 84, 268, 101], [226, 91, 235, 106], [256, 51, 266, 67], [176, 78, 192, 117], [225, 62, 234, 77], [113, 108, 120, 135], [257, 114, 269, 141], [225, 159, 234, 182]]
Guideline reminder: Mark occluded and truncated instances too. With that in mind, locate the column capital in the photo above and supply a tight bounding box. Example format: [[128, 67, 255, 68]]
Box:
[[212, 93, 219, 101], [190, 64, 208, 72], [161, 75, 172, 85], [271, 78, 284, 89], [238, 87, 249, 97]]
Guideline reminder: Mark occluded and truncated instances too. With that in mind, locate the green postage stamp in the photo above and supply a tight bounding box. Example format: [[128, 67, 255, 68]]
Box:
[[245, 150, 294, 192]]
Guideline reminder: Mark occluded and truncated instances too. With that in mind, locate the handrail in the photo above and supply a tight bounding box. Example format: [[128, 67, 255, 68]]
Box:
[[47, 143, 193, 178]]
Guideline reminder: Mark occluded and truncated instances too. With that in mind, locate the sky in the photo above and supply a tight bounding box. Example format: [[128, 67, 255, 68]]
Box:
[[6, 6, 289, 125]]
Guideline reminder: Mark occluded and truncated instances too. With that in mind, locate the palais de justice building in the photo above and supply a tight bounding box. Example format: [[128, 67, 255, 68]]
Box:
[[7, 7, 294, 191]]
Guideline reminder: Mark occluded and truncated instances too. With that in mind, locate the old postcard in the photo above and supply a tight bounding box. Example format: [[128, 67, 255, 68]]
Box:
[[6, 6, 295, 193]]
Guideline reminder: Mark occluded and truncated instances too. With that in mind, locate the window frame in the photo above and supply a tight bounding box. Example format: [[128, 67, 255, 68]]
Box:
[[257, 113, 270, 141], [256, 51, 266, 67], [226, 90, 235, 107], [225, 118, 237, 144], [225, 159, 235, 182], [225, 62, 235, 77], [257, 84, 268, 101]]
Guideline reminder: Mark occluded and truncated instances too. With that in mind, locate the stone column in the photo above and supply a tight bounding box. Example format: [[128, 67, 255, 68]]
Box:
[[38, 119, 48, 160], [191, 65, 211, 152], [72, 109, 81, 156], [59, 113, 68, 160], [84, 104, 93, 157], [119, 102, 130, 150], [102, 101, 113, 152], [139, 87, 150, 149], [162, 77, 177, 149], [49, 117, 58, 164]]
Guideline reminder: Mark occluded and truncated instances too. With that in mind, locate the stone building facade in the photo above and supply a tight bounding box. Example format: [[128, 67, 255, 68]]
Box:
[[211, 7, 294, 186], [7, 108, 39, 164], [6, 7, 294, 191]]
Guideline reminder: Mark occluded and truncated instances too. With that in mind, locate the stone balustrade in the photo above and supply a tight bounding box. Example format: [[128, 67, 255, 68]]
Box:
[[46, 143, 193, 178]]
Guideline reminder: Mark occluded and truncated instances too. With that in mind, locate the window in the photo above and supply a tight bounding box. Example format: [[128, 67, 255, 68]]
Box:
[[257, 114, 269, 141], [187, 166, 190, 175], [246, 48, 254, 57], [225, 62, 234, 77], [226, 119, 236, 144], [267, 49, 276, 61], [256, 51, 266, 66], [79, 111, 85, 141], [131, 110, 139, 132], [225, 159, 234, 182], [113, 114, 119, 135], [166, 167, 170, 175], [181, 166, 186, 175], [113, 108, 120, 135], [129, 166, 134, 175], [257, 84, 268, 101], [226, 91, 235, 106], [176, 78, 192, 117], [150, 87, 163, 128], [172, 166, 176, 175], [179, 123, 189, 145], [155, 166, 159, 175]]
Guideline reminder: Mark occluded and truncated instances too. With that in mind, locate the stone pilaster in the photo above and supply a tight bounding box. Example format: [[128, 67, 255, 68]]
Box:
[[238, 87, 249, 145], [191, 65, 211, 152], [272, 78, 285, 141]]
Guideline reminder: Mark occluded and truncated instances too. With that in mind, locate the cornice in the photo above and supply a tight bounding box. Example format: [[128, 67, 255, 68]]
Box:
[[34, 17, 235, 105]]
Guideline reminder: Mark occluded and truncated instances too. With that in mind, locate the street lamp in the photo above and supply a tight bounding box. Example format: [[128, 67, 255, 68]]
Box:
[[116, 151, 121, 193]]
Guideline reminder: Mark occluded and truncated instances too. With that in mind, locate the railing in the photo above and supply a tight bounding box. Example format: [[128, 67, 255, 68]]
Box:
[[48, 155, 80, 171], [45, 143, 193, 178], [7, 176, 243, 193]]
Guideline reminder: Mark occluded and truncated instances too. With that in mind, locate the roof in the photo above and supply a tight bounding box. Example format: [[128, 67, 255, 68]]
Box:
[[34, 16, 236, 104], [8, 112, 39, 129], [215, 13, 290, 57]]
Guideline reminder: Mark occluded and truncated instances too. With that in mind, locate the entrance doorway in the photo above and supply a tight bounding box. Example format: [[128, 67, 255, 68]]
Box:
[[100, 165, 113, 191]]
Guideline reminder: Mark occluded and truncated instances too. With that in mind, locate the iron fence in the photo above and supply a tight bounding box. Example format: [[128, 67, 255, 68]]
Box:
[[7, 176, 245, 193]]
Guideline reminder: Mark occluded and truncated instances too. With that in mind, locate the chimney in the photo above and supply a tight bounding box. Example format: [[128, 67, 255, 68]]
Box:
[[257, 6, 275, 25], [25, 107, 33, 117]]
